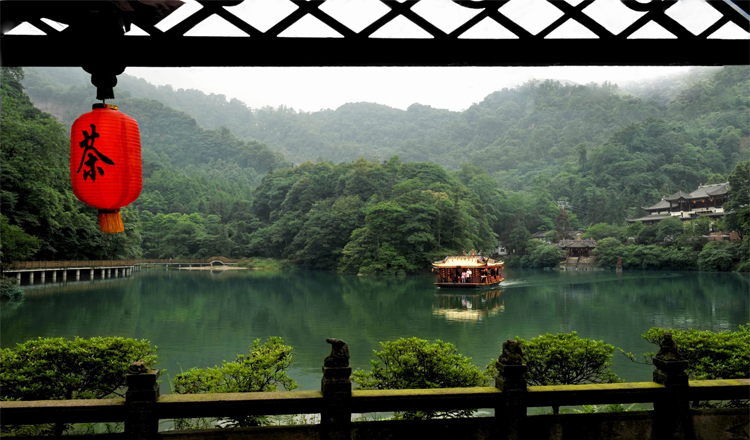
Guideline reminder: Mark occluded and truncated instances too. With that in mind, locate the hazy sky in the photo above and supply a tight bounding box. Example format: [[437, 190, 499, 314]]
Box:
[[8, 0, 746, 112], [124, 66, 694, 113], [117, 0, 744, 112]]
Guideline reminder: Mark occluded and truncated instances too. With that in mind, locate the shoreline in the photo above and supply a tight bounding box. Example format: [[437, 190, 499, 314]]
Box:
[[178, 266, 249, 271]]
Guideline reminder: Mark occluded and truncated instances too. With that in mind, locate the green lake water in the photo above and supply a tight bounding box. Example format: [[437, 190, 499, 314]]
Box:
[[2, 268, 747, 391]]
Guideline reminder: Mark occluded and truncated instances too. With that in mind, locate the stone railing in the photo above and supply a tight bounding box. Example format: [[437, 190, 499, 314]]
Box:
[[1, 337, 747, 440]]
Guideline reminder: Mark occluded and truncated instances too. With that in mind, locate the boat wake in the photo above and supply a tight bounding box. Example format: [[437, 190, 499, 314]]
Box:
[[498, 279, 526, 288]]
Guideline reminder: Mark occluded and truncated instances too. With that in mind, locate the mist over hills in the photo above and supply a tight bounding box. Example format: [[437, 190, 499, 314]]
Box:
[[4, 65, 749, 270], [21, 65, 750, 216]]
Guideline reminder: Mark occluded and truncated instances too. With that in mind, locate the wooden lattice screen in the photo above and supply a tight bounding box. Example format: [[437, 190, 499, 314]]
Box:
[[1, 0, 748, 67]]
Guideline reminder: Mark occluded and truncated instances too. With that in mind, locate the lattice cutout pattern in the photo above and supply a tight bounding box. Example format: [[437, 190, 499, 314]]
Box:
[[4, 0, 749, 39]]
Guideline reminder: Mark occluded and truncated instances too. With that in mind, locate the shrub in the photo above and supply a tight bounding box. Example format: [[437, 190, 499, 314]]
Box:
[[0, 276, 23, 301], [237, 258, 287, 271], [631, 326, 750, 380], [656, 217, 684, 243], [352, 337, 490, 420], [528, 244, 565, 268], [593, 237, 624, 268], [698, 241, 741, 271], [172, 337, 297, 427], [583, 223, 624, 242], [1, 336, 157, 436], [1, 336, 157, 401], [488, 332, 621, 386]]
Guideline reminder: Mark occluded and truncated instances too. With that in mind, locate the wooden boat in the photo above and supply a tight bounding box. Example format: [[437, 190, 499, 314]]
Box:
[[432, 254, 504, 288]]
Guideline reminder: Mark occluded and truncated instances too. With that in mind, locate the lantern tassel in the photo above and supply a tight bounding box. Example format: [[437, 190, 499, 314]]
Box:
[[98, 209, 124, 234]]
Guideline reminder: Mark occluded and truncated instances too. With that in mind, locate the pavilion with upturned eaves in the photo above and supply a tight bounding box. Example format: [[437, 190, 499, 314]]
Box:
[[627, 182, 731, 225]]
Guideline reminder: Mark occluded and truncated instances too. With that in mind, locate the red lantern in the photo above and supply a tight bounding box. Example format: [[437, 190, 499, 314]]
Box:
[[70, 104, 141, 233]]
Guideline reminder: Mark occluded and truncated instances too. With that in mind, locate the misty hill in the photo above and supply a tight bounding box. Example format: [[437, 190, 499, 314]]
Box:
[[24, 67, 745, 184], [5, 65, 749, 270], [20, 66, 750, 225], [3, 68, 292, 261]]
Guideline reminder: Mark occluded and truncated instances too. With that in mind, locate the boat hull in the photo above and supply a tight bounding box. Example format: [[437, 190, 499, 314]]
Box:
[[435, 279, 503, 289]]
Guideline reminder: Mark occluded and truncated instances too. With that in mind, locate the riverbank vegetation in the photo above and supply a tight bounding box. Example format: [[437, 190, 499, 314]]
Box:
[[237, 257, 289, 271], [2, 66, 748, 273], [0, 277, 23, 301]]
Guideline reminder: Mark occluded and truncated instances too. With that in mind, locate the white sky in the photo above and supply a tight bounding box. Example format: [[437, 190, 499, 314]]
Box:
[[123, 66, 695, 112], [8, 0, 748, 112], [121, 0, 745, 112]]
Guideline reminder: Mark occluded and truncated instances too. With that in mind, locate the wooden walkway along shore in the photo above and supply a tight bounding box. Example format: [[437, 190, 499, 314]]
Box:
[[4, 257, 238, 285]]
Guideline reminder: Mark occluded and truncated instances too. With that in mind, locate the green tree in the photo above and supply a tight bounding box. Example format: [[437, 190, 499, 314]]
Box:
[[0, 277, 24, 301], [656, 217, 684, 243], [352, 337, 490, 420], [0, 214, 40, 269], [626, 222, 645, 241], [636, 225, 659, 245], [593, 237, 624, 268], [528, 244, 565, 268], [172, 337, 297, 427], [584, 223, 625, 242], [697, 241, 741, 271], [724, 161, 750, 239], [629, 326, 749, 380], [504, 224, 533, 255]]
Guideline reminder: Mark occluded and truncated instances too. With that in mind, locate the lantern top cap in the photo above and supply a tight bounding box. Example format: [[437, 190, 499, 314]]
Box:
[[92, 103, 119, 111]]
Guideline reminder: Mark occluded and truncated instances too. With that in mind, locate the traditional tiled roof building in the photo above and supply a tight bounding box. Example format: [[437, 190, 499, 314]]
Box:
[[558, 238, 597, 257], [627, 183, 730, 225]]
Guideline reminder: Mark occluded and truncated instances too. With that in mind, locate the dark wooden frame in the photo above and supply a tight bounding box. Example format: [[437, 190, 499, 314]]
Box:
[[1, 0, 748, 67]]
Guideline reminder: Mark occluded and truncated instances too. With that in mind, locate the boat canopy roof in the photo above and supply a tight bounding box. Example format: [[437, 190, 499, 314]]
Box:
[[432, 255, 504, 268]]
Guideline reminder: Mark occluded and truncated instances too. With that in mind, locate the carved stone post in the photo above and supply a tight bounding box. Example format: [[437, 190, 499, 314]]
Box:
[[125, 362, 160, 440], [321, 338, 352, 440], [495, 339, 528, 440], [652, 333, 692, 440]]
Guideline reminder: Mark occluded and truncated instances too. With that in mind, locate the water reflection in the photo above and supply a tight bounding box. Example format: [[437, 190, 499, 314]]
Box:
[[1, 269, 747, 389], [432, 289, 505, 323]]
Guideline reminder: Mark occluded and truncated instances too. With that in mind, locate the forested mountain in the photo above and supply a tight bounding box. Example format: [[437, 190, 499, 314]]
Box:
[[23, 67, 748, 201], [246, 158, 499, 274], [1, 68, 141, 261], [5, 66, 749, 272], [2, 68, 289, 262]]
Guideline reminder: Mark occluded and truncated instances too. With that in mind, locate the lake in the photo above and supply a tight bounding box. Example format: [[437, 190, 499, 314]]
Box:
[[2, 268, 747, 391]]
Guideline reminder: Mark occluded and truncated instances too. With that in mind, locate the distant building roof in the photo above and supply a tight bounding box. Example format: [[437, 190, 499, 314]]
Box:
[[643, 183, 730, 210], [664, 183, 730, 201], [702, 183, 730, 197], [664, 190, 691, 201], [558, 238, 596, 248], [627, 211, 726, 223], [627, 213, 673, 223], [642, 198, 670, 210]]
